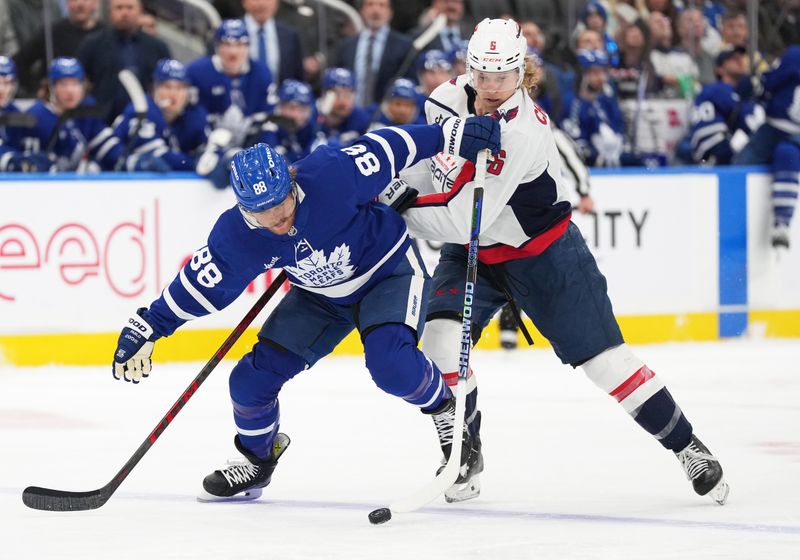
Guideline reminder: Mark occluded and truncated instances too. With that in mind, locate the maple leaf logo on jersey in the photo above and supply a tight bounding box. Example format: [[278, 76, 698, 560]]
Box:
[[284, 240, 357, 287]]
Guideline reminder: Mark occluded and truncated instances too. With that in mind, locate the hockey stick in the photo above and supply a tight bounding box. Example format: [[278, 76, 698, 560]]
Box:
[[0, 112, 37, 128], [22, 271, 288, 512], [115, 69, 149, 171], [367, 14, 447, 126], [369, 150, 489, 524], [44, 104, 109, 153]]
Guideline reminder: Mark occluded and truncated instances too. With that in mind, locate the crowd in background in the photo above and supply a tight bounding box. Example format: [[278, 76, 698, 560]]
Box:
[[0, 0, 799, 178]]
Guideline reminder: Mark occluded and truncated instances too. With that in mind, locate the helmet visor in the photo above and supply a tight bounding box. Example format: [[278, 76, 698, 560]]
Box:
[[470, 68, 519, 93]]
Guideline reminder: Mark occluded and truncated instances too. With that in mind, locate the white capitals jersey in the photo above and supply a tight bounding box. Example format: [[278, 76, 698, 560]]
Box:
[[401, 75, 573, 264]]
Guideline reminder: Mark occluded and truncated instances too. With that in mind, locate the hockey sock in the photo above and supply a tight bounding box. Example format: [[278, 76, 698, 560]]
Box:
[[364, 323, 451, 410]]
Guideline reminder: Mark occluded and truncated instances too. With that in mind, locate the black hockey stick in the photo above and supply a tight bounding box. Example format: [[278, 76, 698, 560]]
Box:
[[22, 271, 288, 512], [368, 150, 489, 524], [44, 104, 109, 153], [0, 112, 37, 128]]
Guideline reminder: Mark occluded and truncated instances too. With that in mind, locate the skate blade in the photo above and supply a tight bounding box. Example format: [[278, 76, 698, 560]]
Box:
[[708, 478, 729, 506], [197, 487, 263, 503], [444, 475, 481, 503]]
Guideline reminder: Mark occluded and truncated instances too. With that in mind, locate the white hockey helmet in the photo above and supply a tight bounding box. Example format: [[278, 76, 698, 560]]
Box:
[[466, 18, 528, 89]]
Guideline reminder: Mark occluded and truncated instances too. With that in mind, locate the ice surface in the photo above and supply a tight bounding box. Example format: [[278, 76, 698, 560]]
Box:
[[2, 340, 799, 559]]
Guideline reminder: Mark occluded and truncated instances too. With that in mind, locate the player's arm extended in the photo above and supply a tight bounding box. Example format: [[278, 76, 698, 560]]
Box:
[[331, 119, 499, 204], [112, 215, 262, 382], [402, 127, 537, 244]]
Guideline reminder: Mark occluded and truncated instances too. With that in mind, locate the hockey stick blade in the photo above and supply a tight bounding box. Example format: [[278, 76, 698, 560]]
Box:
[[387, 378, 467, 514], [118, 69, 148, 115], [22, 272, 287, 512], [23, 485, 113, 512], [412, 14, 447, 51]]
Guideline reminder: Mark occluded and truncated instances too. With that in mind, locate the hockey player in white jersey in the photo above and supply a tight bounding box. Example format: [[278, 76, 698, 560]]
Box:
[[399, 18, 730, 506]]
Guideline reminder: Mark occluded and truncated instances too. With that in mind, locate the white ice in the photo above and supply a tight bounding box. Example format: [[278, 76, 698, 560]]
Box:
[[2, 340, 799, 560]]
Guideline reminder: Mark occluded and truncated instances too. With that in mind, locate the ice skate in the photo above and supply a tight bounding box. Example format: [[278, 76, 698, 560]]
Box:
[[425, 397, 484, 503], [198, 433, 290, 502], [675, 435, 729, 505], [499, 305, 518, 350], [771, 223, 790, 251]]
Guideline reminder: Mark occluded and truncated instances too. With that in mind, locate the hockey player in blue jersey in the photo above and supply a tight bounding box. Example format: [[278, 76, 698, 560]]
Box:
[[683, 47, 764, 165], [187, 19, 274, 150], [561, 49, 640, 167], [111, 116, 501, 501], [370, 78, 426, 129], [735, 45, 800, 250], [0, 56, 42, 172], [260, 79, 318, 164], [19, 58, 124, 172], [315, 68, 371, 149]]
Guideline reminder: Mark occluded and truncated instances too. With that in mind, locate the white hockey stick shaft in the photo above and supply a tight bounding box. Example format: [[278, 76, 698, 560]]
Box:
[[116, 69, 149, 170], [388, 149, 489, 514]]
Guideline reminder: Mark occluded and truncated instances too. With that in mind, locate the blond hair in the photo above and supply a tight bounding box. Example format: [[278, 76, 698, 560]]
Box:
[[521, 55, 541, 96]]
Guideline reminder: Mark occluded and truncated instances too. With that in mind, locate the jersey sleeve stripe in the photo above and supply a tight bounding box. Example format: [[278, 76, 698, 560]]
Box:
[[425, 96, 459, 117], [94, 136, 120, 161], [87, 127, 113, 149], [179, 267, 219, 313], [385, 126, 417, 169], [163, 286, 198, 320], [365, 132, 396, 178]]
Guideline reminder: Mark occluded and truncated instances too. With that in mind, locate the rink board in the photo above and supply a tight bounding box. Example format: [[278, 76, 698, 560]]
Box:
[[1, 167, 798, 365]]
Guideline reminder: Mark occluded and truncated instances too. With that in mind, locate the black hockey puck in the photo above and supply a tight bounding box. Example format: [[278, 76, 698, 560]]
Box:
[[368, 507, 392, 525]]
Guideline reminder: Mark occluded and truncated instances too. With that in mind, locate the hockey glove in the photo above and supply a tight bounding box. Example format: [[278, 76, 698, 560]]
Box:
[[113, 308, 159, 383], [441, 116, 500, 162], [378, 177, 419, 213], [128, 152, 172, 173]]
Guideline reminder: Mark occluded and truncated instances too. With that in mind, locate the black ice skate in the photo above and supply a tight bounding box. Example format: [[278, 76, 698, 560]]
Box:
[[425, 397, 484, 503], [499, 304, 518, 350], [198, 432, 290, 502], [675, 435, 729, 505], [771, 223, 790, 251]]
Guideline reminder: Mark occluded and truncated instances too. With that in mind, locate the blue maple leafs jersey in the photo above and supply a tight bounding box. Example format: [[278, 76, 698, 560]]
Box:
[[145, 123, 445, 337], [315, 106, 372, 150], [186, 56, 274, 121], [112, 96, 210, 170], [0, 102, 25, 166], [19, 98, 122, 170], [260, 110, 320, 164], [561, 94, 625, 166], [761, 45, 800, 135], [688, 82, 762, 163]]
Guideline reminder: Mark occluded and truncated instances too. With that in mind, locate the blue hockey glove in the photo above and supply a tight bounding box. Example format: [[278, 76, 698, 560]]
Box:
[[378, 177, 419, 213], [128, 152, 172, 173], [113, 308, 159, 383], [441, 116, 500, 162]]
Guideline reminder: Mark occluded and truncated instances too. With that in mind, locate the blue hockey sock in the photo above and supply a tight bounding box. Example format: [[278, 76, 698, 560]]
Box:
[[633, 388, 693, 452], [772, 140, 800, 226], [363, 323, 451, 411]]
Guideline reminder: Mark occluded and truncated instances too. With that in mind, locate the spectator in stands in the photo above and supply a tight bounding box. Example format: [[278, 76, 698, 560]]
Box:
[[648, 11, 699, 99], [242, 0, 304, 84], [260, 79, 318, 163], [19, 57, 124, 171], [520, 19, 566, 121], [512, 0, 559, 48], [2, 0, 64, 58], [187, 19, 274, 150], [681, 46, 763, 166], [14, 0, 105, 98], [576, 29, 604, 52], [411, 0, 470, 54], [580, 1, 620, 67], [677, 8, 721, 85], [416, 50, 453, 98], [645, 0, 680, 23], [720, 11, 769, 77], [138, 8, 157, 35], [335, 0, 414, 107], [315, 67, 370, 148], [77, 0, 170, 121], [610, 19, 659, 100], [562, 49, 640, 168]]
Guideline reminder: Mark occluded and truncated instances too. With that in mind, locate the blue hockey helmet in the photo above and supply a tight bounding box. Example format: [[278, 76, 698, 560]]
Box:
[[449, 39, 469, 64], [417, 49, 452, 75], [582, 1, 608, 23], [230, 143, 293, 213], [0, 56, 16, 79], [278, 79, 314, 106], [214, 19, 250, 44], [153, 58, 188, 83], [322, 67, 355, 91], [49, 57, 85, 82], [576, 48, 609, 70], [388, 78, 417, 101]]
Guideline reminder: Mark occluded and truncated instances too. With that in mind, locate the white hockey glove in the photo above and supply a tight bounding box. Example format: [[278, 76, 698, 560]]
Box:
[[591, 123, 623, 167], [113, 308, 158, 383], [378, 177, 419, 213]]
